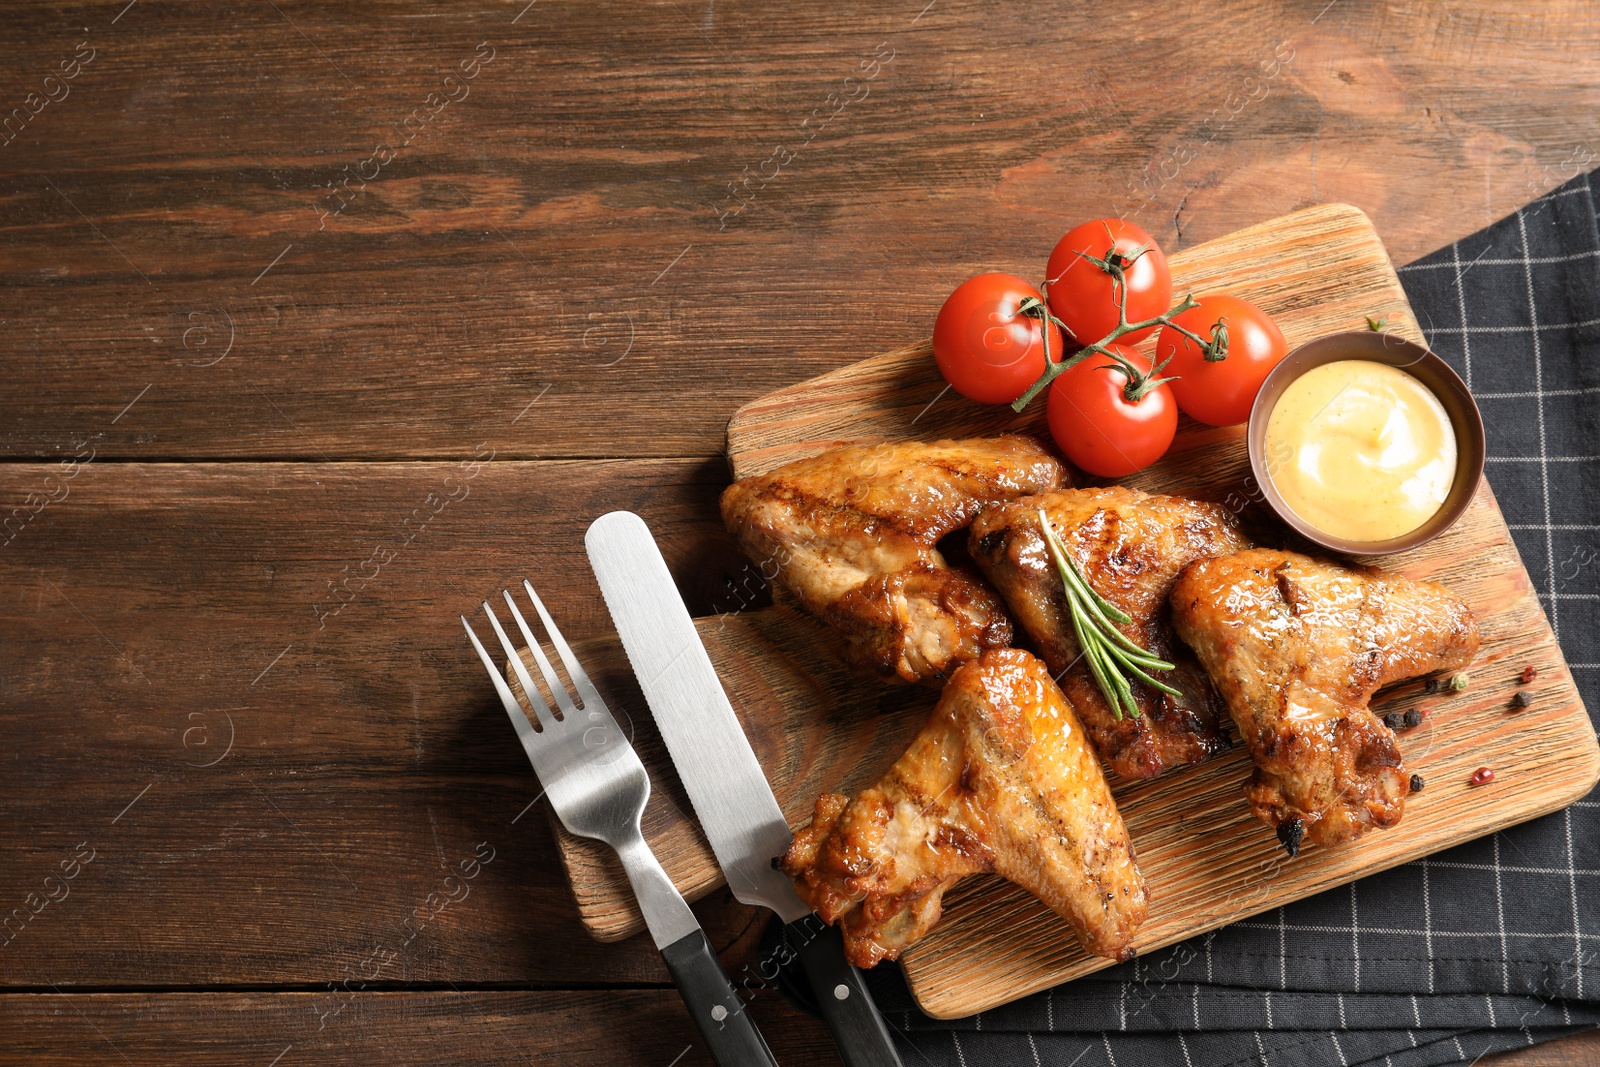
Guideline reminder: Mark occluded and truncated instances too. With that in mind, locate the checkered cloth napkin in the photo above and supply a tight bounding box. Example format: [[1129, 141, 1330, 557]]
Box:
[[837, 170, 1600, 1066]]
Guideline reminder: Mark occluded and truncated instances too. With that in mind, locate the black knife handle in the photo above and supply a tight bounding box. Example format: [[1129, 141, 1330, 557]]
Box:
[[661, 928, 780, 1067], [785, 917, 904, 1067]]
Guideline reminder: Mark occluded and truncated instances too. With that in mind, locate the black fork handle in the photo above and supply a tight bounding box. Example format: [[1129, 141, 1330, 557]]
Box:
[[661, 929, 781, 1067]]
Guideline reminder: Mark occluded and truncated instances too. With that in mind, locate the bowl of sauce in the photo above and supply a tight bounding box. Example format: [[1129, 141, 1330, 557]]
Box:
[[1247, 330, 1485, 556]]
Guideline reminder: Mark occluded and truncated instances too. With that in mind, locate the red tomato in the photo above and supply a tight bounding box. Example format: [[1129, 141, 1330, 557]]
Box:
[[1155, 294, 1288, 426], [1045, 219, 1172, 346], [933, 273, 1064, 404], [1046, 345, 1177, 478]]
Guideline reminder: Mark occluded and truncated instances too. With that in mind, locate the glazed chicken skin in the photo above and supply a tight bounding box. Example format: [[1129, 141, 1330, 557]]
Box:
[[1171, 549, 1480, 852], [720, 436, 1067, 684], [780, 648, 1148, 967], [969, 487, 1249, 778]]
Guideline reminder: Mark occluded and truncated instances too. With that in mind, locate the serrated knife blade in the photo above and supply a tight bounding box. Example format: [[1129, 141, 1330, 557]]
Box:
[[585, 509, 806, 920], [586, 510, 903, 1067]]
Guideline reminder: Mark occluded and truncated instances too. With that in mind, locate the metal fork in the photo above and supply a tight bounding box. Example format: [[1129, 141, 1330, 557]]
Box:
[[461, 580, 778, 1067]]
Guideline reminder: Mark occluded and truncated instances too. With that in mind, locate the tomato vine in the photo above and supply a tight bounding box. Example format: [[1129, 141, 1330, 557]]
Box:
[[1011, 236, 1231, 412]]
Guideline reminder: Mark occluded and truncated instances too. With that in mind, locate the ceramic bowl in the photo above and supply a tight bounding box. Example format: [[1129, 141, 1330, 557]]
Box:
[[1246, 330, 1486, 556]]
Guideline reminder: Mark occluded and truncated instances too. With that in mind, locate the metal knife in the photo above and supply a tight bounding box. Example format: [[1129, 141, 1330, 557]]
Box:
[[587, 510, 904, 1067]]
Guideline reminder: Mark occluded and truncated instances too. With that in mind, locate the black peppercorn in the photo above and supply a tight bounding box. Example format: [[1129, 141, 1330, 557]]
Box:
[[1409, 773, 1425, 792], [1384, 711, 1405, 730], [1424, 678, 1442, 694], [1404, 708, 1423, 729]]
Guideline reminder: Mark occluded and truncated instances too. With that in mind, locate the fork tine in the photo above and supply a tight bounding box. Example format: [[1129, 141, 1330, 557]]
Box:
[[482, 600, 556, 730], [502, 589, 578, 718], [461, 616, 547, 749], [461, 616, 526, 717], [522, 579, 602, 709]]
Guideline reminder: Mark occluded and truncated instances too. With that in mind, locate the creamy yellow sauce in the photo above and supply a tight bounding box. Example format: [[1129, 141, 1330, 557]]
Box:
[[1265, 360, 1456, 542]]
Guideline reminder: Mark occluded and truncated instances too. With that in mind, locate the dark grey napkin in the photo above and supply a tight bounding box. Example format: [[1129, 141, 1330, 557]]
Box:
[[852, 169, 1600, 1066]]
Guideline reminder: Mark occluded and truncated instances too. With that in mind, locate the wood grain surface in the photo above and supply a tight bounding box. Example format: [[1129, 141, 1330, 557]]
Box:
[[0, 989, 845, 1066], [1, 1, 1597, 462], [5, 0, 1600, 1060], [0, 459, 768, 987], [554, 204, 1600, 1018]]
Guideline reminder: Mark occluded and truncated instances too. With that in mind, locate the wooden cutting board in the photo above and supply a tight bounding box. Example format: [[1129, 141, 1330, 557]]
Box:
[[545, 203, 1600, 1020]]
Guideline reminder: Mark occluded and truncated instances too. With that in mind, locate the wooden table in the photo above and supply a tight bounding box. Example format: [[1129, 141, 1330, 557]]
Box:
[[2, 2, 1596, 1062]]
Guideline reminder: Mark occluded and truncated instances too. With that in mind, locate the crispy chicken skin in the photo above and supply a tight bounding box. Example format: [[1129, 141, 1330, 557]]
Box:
[[1171, 549, 1480, 852], [779, 648, 1148, 967], [720, 437, 1067, 684], [969, 487, 1249, 778]]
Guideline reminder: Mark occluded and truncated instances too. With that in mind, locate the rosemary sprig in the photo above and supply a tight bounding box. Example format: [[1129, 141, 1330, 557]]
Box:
[[1038, 508, 1181, 721]]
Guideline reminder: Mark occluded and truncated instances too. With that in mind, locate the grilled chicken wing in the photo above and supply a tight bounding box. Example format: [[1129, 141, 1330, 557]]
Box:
[[720, 436, 1067, 684], [969, 487, 1249, 778], [1171, 549, 1480, 852], [780, 648, 1148, 967]]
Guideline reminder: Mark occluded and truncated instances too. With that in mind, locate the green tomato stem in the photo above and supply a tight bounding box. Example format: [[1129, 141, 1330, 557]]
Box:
[[1010, 287, 1202, 413]]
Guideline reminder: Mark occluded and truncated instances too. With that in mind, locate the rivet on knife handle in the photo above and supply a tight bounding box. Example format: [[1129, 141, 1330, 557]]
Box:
[[786, 918, 904, 1067]]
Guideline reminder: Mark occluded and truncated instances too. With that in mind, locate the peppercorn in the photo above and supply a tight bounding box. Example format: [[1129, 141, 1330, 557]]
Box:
[[1404, 707, 1423, 729], [1409, 773, 1425, 792], [1511, 691, 1533, 710], [1384, 710, 1405, 730], [1449, 672, 1470, 691], [1424, 678, 1443, 695], [1470, 766, 1495, 786], [1521, 665, 1539, 684]]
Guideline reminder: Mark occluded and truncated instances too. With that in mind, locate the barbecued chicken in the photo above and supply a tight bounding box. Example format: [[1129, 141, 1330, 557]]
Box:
[[1171, 549, 1480, 852], [780, 648, 1148, 967], [969, 487, 1249, 778], [720, 436, 1067, 684]]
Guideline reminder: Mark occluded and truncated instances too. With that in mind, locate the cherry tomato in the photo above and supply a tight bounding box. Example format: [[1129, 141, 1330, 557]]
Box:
[[1044, 219, 1172, 346], [1155, 294, 1288, 426], [1046, 345, 1177, 477], [933, 273, 1064, 405]]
